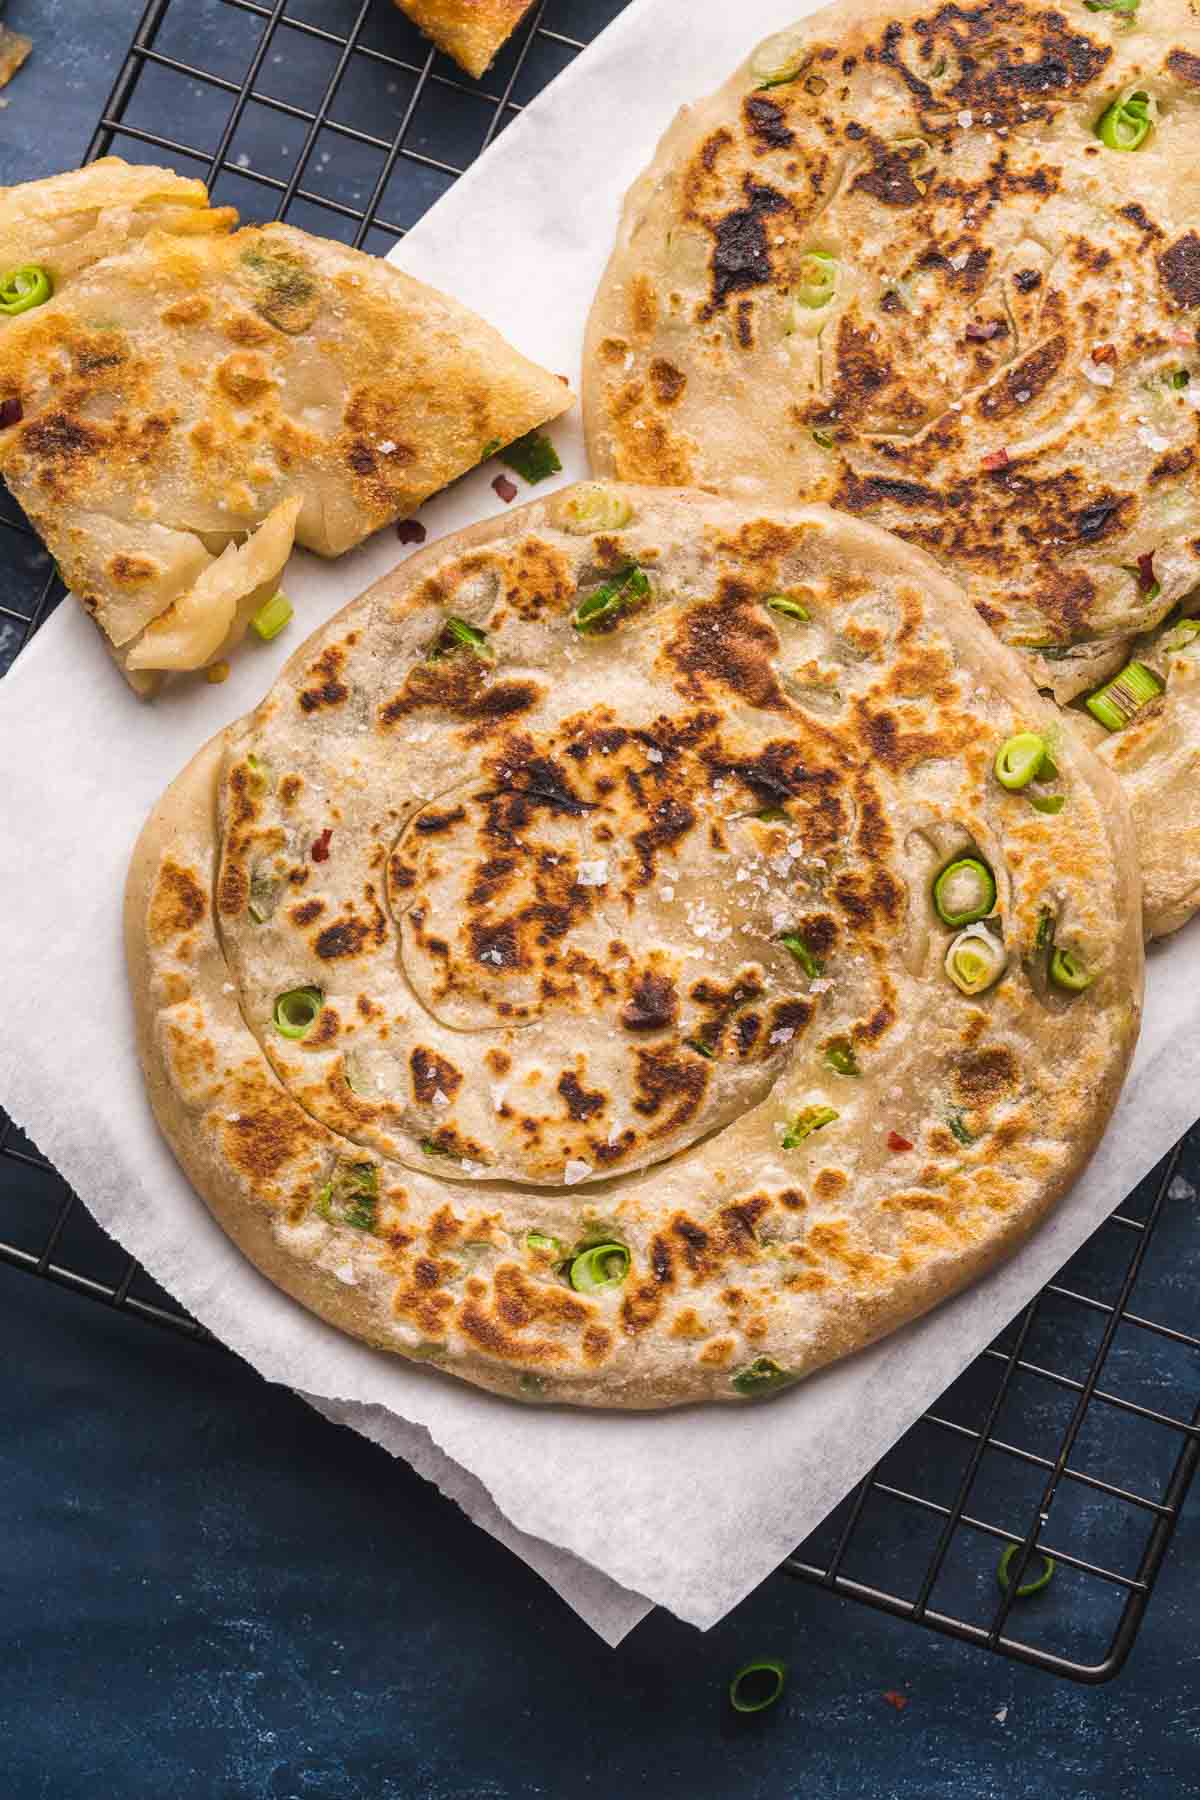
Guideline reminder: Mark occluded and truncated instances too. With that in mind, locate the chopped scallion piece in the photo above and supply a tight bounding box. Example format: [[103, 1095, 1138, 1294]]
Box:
[[251, 591, 293, 642], [1162, 618, 1200, 654], [499, 429, 563, 485], [519, 1373, 546, 1395], [573, 564, 651, 634], [778, 932, 822, 979], [1170, 368, 1191, 390], [273, 985, 323, 1039], [315, 1160, 379, 1232], [1096, 89, 1154, 151], [685, 1037, 717, 1060], [1035, 907, 1056, 952], [824, 1038, 860, 1076], [568, 1242, 630, 1294], [1085, 659, 1162, 731], [525, 1231, 564, 1257], [945, 925, 1007, 996], [1050, 947, 1093, 992], [478, 437, 501, 460], [756, 806, 789, 823], [1084, 0, 1138, 17], [765, 594, 810, 621], [430, 615, 493, 660], [0, 264, 52, 316], [1030, 794, 1066, 815], [812, 428, 834, 449], [731, 1358, 791, 1399], [947, 1111, 975, 1147], [419, 1136, 451, 1157], [782, 1105, 838, 1148], [248, 868, 281, 923], [997, 1544, 1056, 1597], [794, 251, 837, 309], [994, 731, 1048, 790], [933, 856, 996, 927], [729, 1658, 788, 1713]]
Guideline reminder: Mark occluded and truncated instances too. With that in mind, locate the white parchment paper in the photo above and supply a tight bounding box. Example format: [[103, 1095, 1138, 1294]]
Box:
[[2, 0, 1198, 1643]]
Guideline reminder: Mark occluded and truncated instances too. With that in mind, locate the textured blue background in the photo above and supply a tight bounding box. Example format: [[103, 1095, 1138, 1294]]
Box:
[[2, 3, 1200, 1795]]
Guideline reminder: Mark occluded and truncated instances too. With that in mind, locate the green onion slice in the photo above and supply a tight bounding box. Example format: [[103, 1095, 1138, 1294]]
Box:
[[765, 594, 810, 621], [248, 868, 281, 923], [316, 1160, 380, 1232], [824, 1038, 860, 1076], [751, 27, 807, 86], [812, 428, 834, 449], [1085, 659, 1162, 731], [997, 1544, 1056, 1598], [498, 429, 562, 485], [430, 616, 492, 660], [729, 1658, 788, 1713], [1162, 618, 1200, 655], [947, 1111, 975, 1146], [568, 1242, 631, 1294], [1034, 906, 1056, 952], [1084, 0, 1138, 14], [525, 1231, 565, 1257], [557, 484, 634, 534], [778, 932, 822, 979], [252, 591, 293, 642], [1050, 947, 1093, 992], [994, 731, 1048, 791], [794, 250, 837, 309], [933, 856, 996, 927], [782, 1105, 838, 1149], [945, 925, 1007, 996], [573, 564, 651, 634], [1029, 794, 1066, 815], [273, 985, 323, 1039], [1096, 88, 1154, 151], [731, 1357, 791, 1398], [0, 264, 53, 316]]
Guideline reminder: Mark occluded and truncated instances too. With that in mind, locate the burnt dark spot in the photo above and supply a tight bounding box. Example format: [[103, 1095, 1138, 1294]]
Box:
[[1076, 497, 1124, 542], [1013, 268, 1042, 293], [631, 797, 696, 886], [978, 334, 1065, 421], [744, 95, 795, 150], [411, 1047, 463, 1105], [622, 971, 679, 1033], [469, 919, 520, 968], [557, 1071, 605, 1121], [414, 804, 467, 836], [299, 645, 349, 714], [850, 148, 924, 208], [632, 1047, 707, 1134], [708, 179, 791, 310], [19, 411, 103, 464], [315, 918, 369, 960], [1167, 48, 1200, 87], [1160, 234, 1200, 311], [649, 358, 687, 405], [1118, 201, 1161, 240]]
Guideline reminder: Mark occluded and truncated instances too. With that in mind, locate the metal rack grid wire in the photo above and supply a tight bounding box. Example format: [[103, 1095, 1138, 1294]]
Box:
[[1, 0, 1198, 1685]]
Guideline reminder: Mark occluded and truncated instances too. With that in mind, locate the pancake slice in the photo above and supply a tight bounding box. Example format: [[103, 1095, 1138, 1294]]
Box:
[[393, 0, 536, 78]]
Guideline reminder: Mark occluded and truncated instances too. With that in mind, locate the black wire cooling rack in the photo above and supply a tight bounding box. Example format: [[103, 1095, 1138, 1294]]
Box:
[[2, 0, 1199, 1684]]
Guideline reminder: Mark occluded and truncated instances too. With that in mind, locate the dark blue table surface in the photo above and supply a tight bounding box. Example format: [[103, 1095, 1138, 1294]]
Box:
[[3, 3, 1200, 1795]]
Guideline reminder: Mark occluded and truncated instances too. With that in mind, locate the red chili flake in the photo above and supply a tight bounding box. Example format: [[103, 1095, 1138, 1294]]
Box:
[[0, 395, 22, 429], [980, 448, 1009, 472], [887, 1131, 914, 1153], [311, 828, 332, 863], [883, 1691, 909, 1711], [1091, 344, 1117, 366], [492, 474, 518, 504], [1136, 551, 1156, 595], [396, 518, 426, 546], [965, 320, 1004, 342]]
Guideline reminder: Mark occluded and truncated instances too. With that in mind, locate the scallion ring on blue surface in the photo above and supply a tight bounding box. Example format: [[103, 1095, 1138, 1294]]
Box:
[[729, 1658, 788, 1713]]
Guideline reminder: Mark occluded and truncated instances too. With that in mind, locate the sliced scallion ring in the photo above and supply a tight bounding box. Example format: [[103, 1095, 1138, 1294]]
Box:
[[1050, 947, 1093, 992], [273, 985, 323, 1039], [1085, 659, 1162, 731], [994, 731, 1048, 791], [0, 264, 52, 316], [729, 1658, 788, 1713], [945, 925, 1007, 996], [782, 1105, 838, 1148], [794, 250, 838, 309], [1162, 618, 1200, 655], [1029, 794, 1066, 815], [765, 594, 810, 620], [933, 856, 996, 927], [824, 1039, 860, 1076], [731, 1357, 791, 1398], [997, 1544, 1056, 1598], [556, 484, 634, 534], [1096, 88, 1154, 151], [750, 27, 807, 86], [430, 616, 492, 660], [251, 591, 293, 642], [568, 1242, 630, 1293]]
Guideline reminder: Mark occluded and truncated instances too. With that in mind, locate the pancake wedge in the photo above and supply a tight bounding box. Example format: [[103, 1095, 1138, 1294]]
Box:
[[585, 0, 1200, 936], [393, 0, 535, 77], [127, 485, 1142, 1407], [0, 184, 571, 690]]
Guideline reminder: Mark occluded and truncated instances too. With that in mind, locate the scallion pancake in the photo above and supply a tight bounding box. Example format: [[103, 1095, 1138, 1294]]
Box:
[[127, 484, 1141, 1407]]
